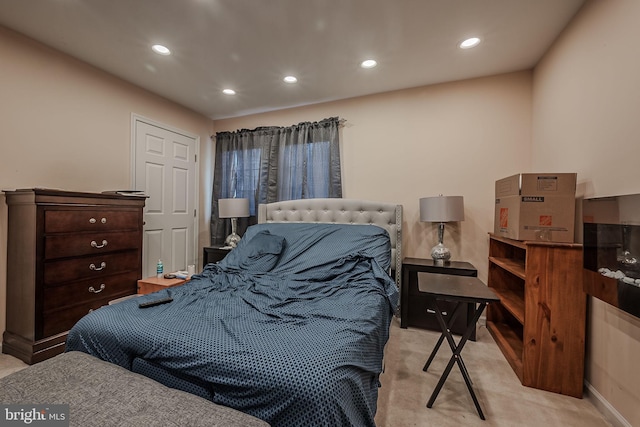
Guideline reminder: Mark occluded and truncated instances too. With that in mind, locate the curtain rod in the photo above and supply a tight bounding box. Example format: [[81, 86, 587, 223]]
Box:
[[212, 116, 346, 138]]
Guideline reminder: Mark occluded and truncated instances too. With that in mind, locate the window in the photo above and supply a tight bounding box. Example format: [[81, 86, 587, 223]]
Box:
[[220, 147, 261, 215], [211, 117, 342, 244]]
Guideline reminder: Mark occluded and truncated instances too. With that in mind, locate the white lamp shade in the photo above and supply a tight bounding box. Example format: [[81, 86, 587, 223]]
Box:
[[218, 198, 250, 218], [420, 196, 465, 222]]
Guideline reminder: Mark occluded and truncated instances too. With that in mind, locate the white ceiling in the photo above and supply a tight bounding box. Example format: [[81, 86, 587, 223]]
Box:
[[0, 0, 586, 120]]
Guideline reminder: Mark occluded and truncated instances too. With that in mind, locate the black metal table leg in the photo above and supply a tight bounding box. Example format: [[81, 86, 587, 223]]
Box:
[[425, 298, 488, 420], [422, 301, 463, 371]]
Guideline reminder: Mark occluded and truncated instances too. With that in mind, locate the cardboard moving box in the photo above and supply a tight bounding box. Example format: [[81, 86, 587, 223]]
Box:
[[494, 173, 577, 242]]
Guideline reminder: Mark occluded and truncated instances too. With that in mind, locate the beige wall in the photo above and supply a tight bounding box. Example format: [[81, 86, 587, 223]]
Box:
[[2, 2, 637, 424], [533, 0, 640, 425], [0, 26, 213, 336], [214, 71, 533, 283]]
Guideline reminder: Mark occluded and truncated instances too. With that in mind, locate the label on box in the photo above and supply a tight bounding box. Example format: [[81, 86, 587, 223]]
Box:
[[522, 196, 544, 202], [524, 225, 568, 231], [539, 215, 552, 226], [497, 180, 516, 196], [536, 176, 559, 191], [500, 208, 509, 229]]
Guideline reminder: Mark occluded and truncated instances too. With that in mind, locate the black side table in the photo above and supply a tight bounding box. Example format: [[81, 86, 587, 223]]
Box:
[[203, 246, 231, 266], [401, 258, 478, 340], [418, 272, 499, 420]]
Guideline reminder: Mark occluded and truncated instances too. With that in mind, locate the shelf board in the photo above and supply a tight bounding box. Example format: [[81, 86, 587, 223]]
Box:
[[489, 233, 528, 250], [489, 256, 526, 280], [489, 233, 582, 249], [491, 288, 525, 324], [487, 320, 523, 382]]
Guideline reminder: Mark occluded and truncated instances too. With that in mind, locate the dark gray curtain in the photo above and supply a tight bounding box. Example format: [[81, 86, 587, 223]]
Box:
[[210, 117, 342, 245]]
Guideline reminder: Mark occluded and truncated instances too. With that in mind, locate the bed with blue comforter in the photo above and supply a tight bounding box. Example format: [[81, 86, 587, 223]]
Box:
[[66, 221, 399, 427]]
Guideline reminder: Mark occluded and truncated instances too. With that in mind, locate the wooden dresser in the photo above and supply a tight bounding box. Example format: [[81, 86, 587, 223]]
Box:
[[2, 189, 146, 364]]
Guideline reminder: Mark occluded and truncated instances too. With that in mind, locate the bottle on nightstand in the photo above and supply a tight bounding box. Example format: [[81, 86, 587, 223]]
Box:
[[156, 259, 163, 278]]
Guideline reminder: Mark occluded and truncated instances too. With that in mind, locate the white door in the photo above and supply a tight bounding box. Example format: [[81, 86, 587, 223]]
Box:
[[132, 116, 198, 278]]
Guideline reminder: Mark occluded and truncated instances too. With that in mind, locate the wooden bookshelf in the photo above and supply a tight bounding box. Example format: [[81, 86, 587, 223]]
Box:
[[486, 234, 586, 398]]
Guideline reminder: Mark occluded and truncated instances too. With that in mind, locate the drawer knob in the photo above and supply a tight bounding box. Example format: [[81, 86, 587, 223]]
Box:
[[91, 239, 108, 249], [88, 284, 106, 293], [88, 217, 107, 224], [89, 262, 107, 271], [89, 218, 96, 224], [101, 217, 107, 224]]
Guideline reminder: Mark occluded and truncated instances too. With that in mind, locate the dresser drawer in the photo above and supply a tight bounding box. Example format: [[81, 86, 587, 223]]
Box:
[[43, 271, 139, 312], [45, 209, 140, 233], [44, 251, 140, 285], [42, 295, 119, 338], [45, 231, 141, 259]]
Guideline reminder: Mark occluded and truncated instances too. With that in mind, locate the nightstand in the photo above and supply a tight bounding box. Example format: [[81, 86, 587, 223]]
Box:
[[401, 258, 478, 340], [137, 276, 187, 295], [203, 246, 231, 266]]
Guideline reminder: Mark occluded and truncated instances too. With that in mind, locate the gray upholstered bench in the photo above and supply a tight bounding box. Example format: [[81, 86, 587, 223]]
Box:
[[0, 351, 269, 427]]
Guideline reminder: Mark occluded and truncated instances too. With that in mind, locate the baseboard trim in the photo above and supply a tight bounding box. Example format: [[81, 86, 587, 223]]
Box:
[[584, 380, 631, 427]]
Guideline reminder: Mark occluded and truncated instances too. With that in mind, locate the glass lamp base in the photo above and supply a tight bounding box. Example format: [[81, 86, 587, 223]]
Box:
[[430, 242, 451, 264], [224, 232, 241, 248]]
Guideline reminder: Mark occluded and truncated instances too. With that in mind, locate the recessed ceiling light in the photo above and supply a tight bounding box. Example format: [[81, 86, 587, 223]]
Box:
[[459, 37, 481, 49], [360, 59, 377, 69], [222, 89, 236, 95], [283, 76, 298, 84], [151, 44, 171, 55]]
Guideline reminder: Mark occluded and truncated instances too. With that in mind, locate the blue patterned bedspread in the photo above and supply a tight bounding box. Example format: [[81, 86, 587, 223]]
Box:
[[66, 223, 398, 427]]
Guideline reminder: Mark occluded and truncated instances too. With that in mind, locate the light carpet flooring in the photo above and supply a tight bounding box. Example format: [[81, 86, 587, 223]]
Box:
[[0, 350, 28, 378], [0, 319, 612, 427], [375, 317, 612, 427]]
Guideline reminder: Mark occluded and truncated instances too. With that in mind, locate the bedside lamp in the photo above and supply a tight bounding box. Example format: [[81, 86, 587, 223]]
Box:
[[420, 195, 465, 264], [218, 198, 250, 248]]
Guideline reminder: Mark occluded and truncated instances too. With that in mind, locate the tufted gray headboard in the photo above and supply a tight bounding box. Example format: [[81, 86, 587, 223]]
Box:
[[258, 198, 402, 289]]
